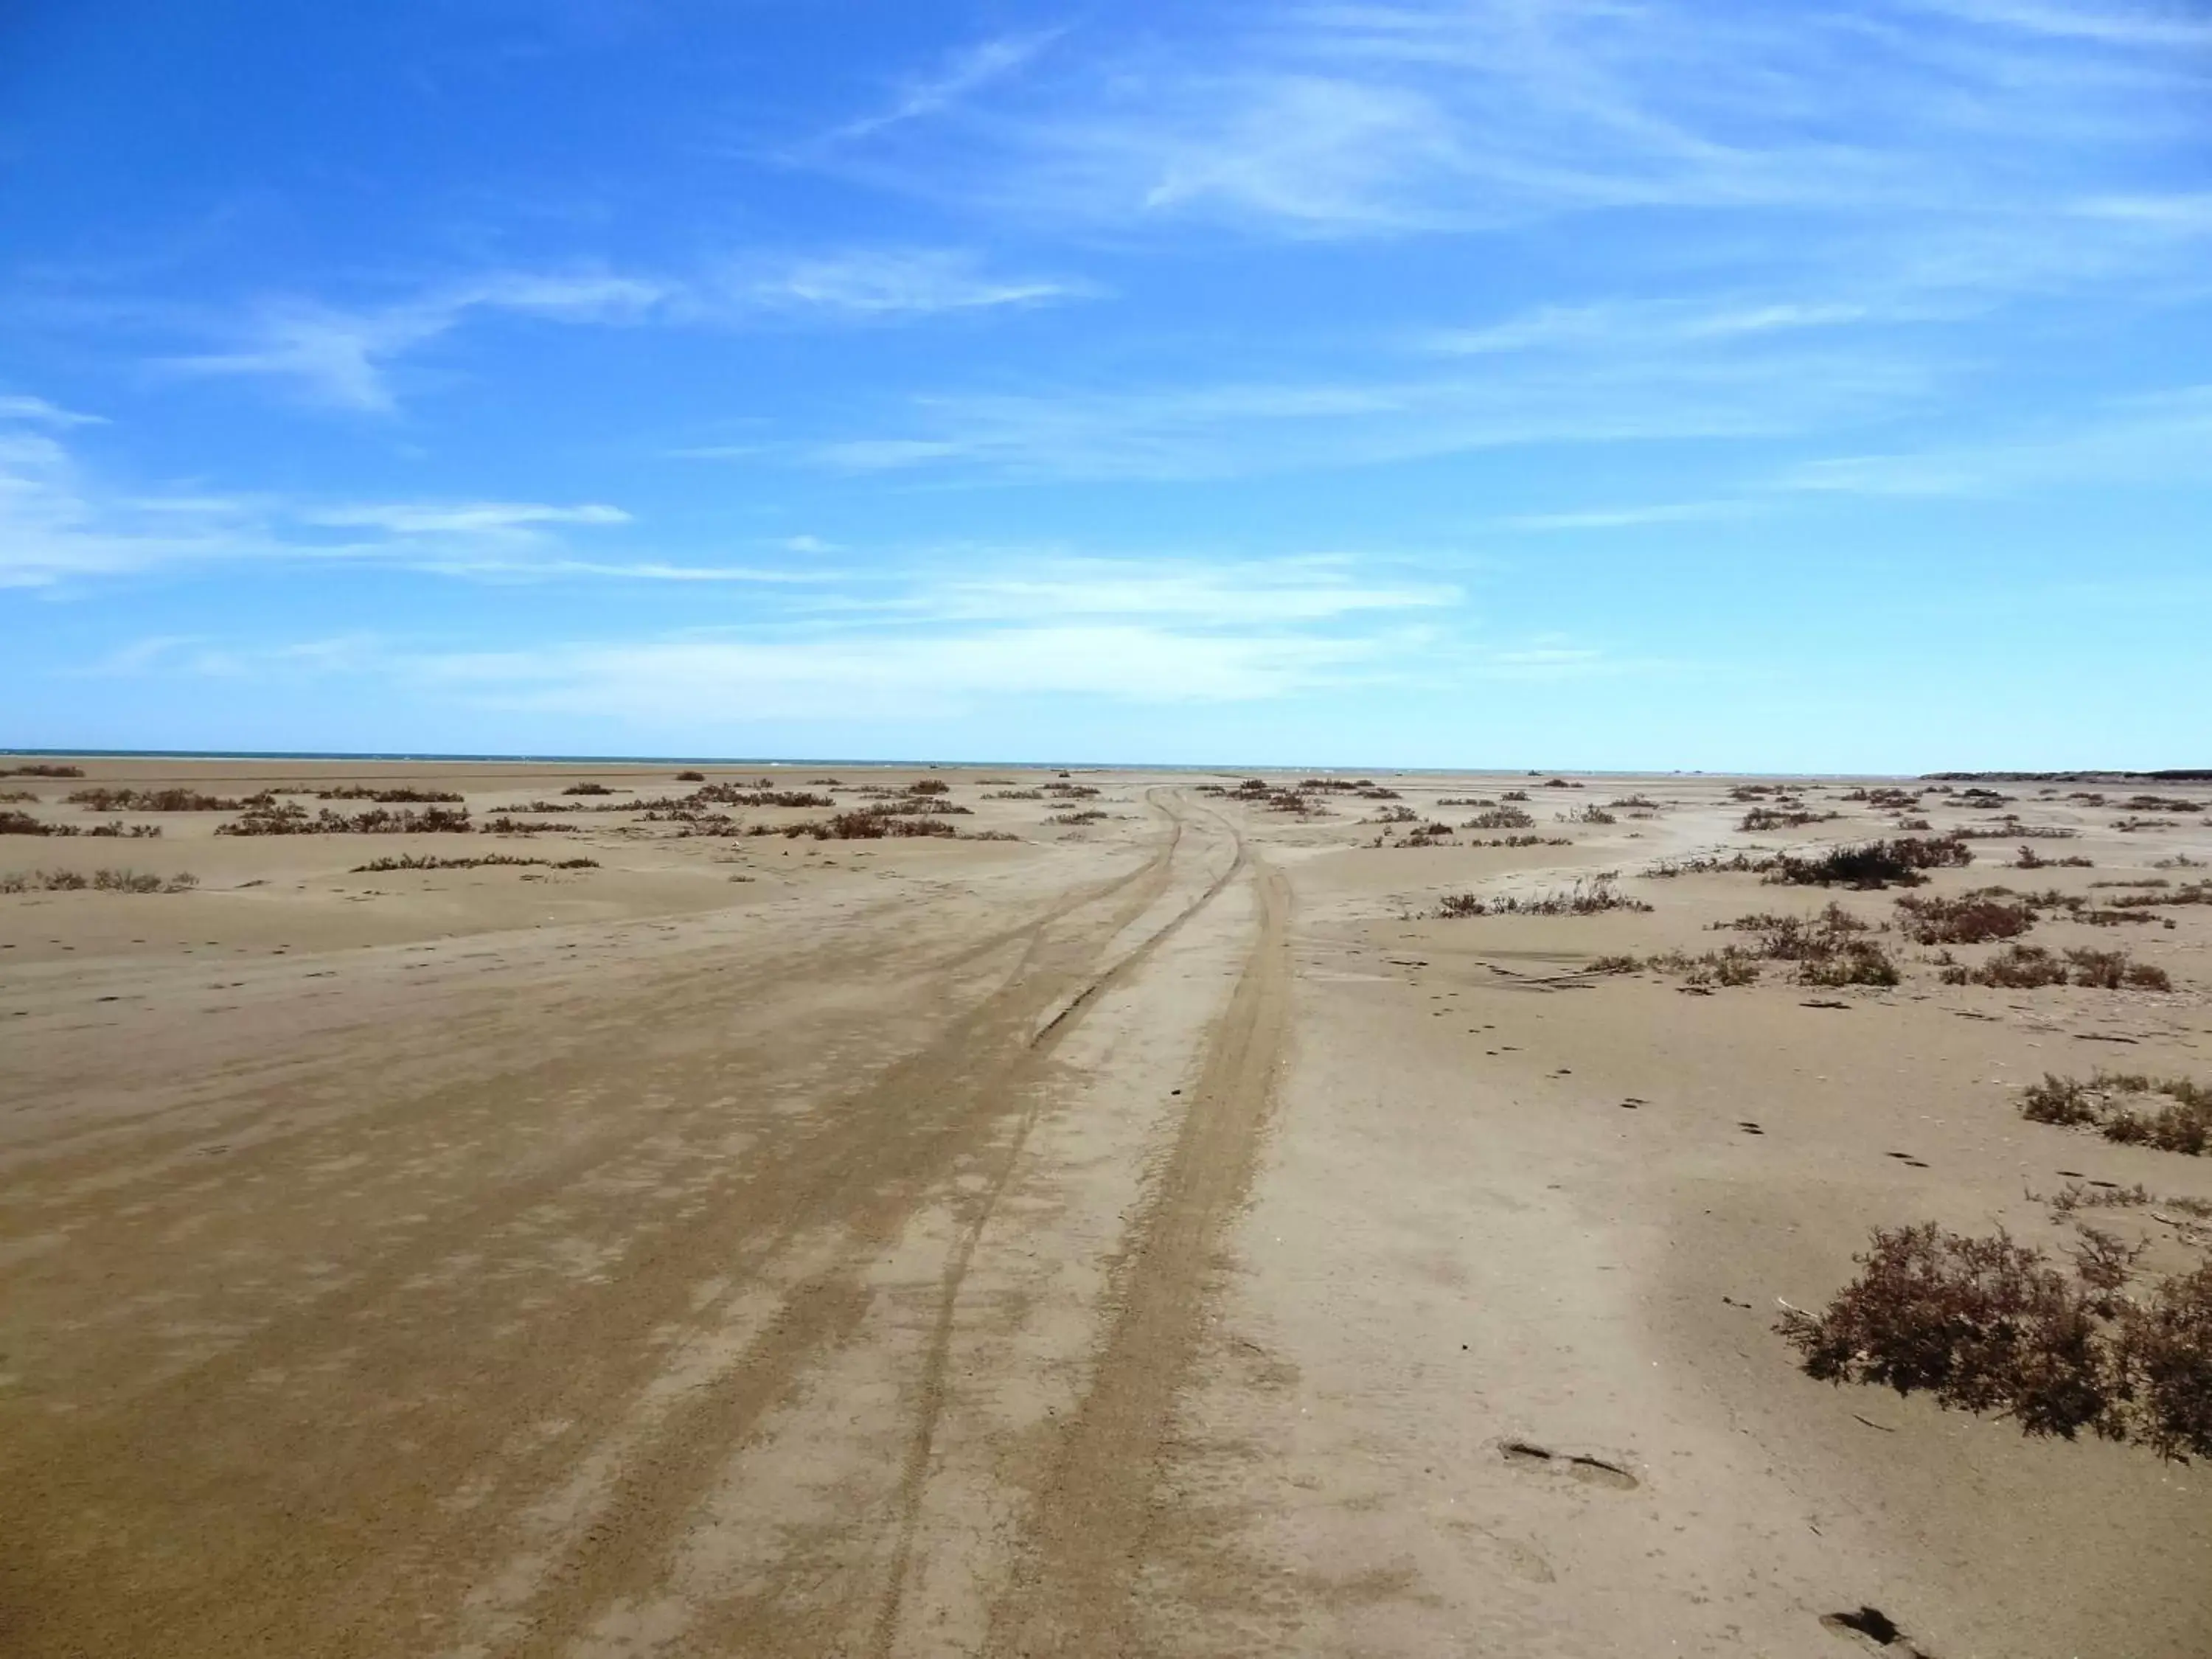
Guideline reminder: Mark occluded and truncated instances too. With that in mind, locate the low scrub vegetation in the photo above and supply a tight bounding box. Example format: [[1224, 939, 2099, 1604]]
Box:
[[1941, 945, 2172, 991], [1624, 902, 1901, 988], [352, 854, 598, 872], [0, 868, 197, 894], [1770, 834, 1972, 888], [0, 812, 160, 838], [787, 808, 957, 840], [1739, 806, 1837, 831], [2023, 1073, 2212, 1156], [66, 787, 260, 812], [1894, 889, 2039, 945], [560, 782, 620, 796], [316, 785, 465, 804], [1464, 807, 1535, 830], [1778, 1222, 2212, 1461], [1, 763, 83, 777], [1436, 876, 1652, 917], [2015, 846, 2094, 869], [218, 801, 473, 835]]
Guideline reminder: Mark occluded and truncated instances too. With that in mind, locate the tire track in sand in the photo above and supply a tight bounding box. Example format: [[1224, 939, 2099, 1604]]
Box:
[[985, 853, 1293, 1658], [864, 794, 1250, 1658]]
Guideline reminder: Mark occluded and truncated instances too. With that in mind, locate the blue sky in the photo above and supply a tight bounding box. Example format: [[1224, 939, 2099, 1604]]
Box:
[[4, 0, 2208, 769]]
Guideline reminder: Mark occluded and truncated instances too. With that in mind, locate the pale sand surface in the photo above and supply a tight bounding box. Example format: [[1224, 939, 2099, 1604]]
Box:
[[4, 759, 2211, 1656]]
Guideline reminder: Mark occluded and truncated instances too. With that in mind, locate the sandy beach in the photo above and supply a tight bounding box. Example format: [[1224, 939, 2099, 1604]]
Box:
[[4, 758, 2210, 1658]]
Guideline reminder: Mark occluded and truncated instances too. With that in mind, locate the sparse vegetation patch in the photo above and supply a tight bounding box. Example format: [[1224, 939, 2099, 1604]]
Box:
[[1778, 1222, 2212, 1461]]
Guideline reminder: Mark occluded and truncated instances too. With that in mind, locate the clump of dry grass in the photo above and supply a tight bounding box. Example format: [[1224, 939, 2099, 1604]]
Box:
[[1435, 875, 1652, 917], [1561, 804, 1618, 825], [1778, 1222, 2212, 1461], [986, 788, 1044, 799], [1049, 810, 1108, 826], [2022, 1073, 2212, 1156], [560, 782, 621, 796], [481, 815, 581, 834], [0, 869, 197, 894], [1941, 945, 2172, 991]]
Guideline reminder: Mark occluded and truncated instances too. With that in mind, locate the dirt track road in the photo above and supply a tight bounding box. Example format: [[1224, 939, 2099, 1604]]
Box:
[[2, 790, 1291, 1658]]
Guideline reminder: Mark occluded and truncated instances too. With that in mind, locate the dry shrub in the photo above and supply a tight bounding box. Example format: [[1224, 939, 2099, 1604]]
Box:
[[1770, 835, 1972, 888], [1645, 902, 1897, 987], [787, 809, 957, 840], [560, 782, 619, 796], [353, 854, 597, 872], [1465, 807, 1534, 830], [1739, 806, 1837, 831], [1, 763, 83, 777], [220, 801, 473, 835], [675, 770, 706, 782], [1779, 1222, 2212, 1460], [1435, 876, 1652, 917], [67, 787, 260, 811], [1944, 944, 2171, 990], [907, 777, 951, 796], [1894, 891, 2038, 945], [1, 869, 195, 894], [316, 785, 465, 803], [2022, 1072, 2212, 1156]]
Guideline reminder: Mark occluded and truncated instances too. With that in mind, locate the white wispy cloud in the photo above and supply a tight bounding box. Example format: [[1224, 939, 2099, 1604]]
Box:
[[730, 248, 1097, 316], [156, 248, 1091, 411], [790, 347, 1935, 481], [821, 29, 1067, 145], [1498, 501, 1760, 532], [817, 0, 2211, 263], [0, 393, 107, 428], [161, 273, 668, 411], [301, 501, 632, 536], [1777, 387, 2212, 495], [1425, 299, 1889, 356]]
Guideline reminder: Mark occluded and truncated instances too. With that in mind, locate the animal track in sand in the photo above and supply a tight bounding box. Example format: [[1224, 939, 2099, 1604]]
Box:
[[1498, 1439, 1641, 1491]]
